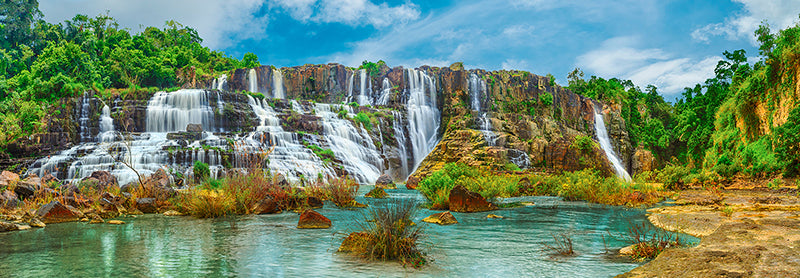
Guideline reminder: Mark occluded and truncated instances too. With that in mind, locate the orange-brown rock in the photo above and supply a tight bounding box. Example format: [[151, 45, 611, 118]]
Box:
[[0, 171, 20, 187], [35, 201, 84, 224], [422, 211, 458, 225], [251, 195, 280, 214], [297, 209, 331, 229], [448, 184, 497, 213], [338, 232, 370, 253]]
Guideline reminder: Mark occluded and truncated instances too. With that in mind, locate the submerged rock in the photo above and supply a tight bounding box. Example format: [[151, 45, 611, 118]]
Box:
[[375, 174, 396, 189], [251, 195, 280, 214], [422, 211, 458, 225], [297, 209, 331, 229], [365, 187, 388, 198], [338, 232, 370, 253], [35, 201, 84, 224], [486, 214, 504, 219], [448, 184, 497, 213]]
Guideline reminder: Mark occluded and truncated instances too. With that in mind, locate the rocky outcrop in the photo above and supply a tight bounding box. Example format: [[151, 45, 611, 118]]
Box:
[[0, 170, 19, 187], [35, 201, 84, 224], [0, 190, 19, 208], [135, 198, 158, 213], [81, 171, 119, 191], [0, 221, 19, 232], [375, 174, 396, 189], [448, 184, 497, 213], [631, 146, 656, 174], [422, 211, 458, 225], [251, 195, 280, 214], [297, 209, 332, 229], [365, 187, 388, 198]]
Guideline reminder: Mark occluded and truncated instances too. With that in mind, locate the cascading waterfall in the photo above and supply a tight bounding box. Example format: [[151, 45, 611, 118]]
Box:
[[78, 93, 93, 142], [406, 68, 441, 170], [146, 89, 216, 133], [391, 110, 410, 178], [468, 73, 497, 146], [357, 69, 371, 106], [593, 106, 632, 181], [212, 74, 227, 91], [98, 105, 116, 143], [376, 78, 392, 106], [315, 103, 383, 183], [272, 69, 285, 99], [346, 71, 354, 103], [248, 68, 258, 93]]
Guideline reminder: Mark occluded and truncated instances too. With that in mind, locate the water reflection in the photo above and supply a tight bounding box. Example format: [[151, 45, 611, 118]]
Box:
[[0, 189, 694, 277]]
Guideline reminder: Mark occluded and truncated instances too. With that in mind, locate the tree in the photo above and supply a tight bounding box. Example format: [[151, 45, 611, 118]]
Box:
[[241, 52, 259, 68], [0, 0, 41, 48], [774, 106, 800, 177]]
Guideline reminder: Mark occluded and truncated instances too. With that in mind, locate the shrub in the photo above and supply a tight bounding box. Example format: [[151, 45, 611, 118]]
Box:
[[417, 170, 454, 209], [193, 161, 210, 181], [504, 163, 521, 172], [774, 105, 800, 177], [625, 221, 684, 261], [307, 177, 360, 208], [539, 92, 553, 106], [354, 112, 373, 131], [571, 135, 595, 152], [342, 198, 426, 267]]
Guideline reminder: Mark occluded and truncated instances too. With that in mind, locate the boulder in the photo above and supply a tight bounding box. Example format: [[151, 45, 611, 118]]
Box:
[[251, 195, 280, 214], [143, 169, 172, 190], [0, 221, 19, 232], [136, 198, 158, 213], [375, 174, 396, 189], [89, 214, 104, 224], [29, 218, 45, 228], [82, 171, 119, 190], [35, 201, 84, 224], [487, 214, 504, 219], [13, 182, 37, 200], [163, 210, 185, 216], [306, 196, 323, 208], [422, 211, 458, 225], [186, 123, 203, 132], [98, 192, 126, 217], [297, 209, 332, 229], [365, 187, 388, 198], [448, 184, 497, 213], [275, 174, 290, 188], [405, 176, 419, 190], [62, 196, 91, 208], [0, 171, 20, 187], [108, 220, 125, 225], [0, 190, 19, 208], [59, 184, 80, 197], [338, 232, 370, 253]]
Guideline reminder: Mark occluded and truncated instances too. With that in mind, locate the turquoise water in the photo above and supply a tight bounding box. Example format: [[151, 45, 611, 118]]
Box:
[[0, 188, 691, 277]]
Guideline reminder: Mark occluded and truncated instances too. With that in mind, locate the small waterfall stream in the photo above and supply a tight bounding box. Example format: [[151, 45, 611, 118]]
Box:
[[356, 69, 371, 106], [469, 73, 497, 146], [248, 68, 258, 93], [593, 106, 632, 181], [272, 69, 284, 99]]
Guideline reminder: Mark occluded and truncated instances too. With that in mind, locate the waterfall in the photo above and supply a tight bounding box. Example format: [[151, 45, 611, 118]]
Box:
[[357, 69, 371, 106], [406, 68, 440, 171], [146, 90, 215, 133], [468, 73, 496, 146], [376, 78, 392, 106], [248, 68, 258, 93], [213, 74, 227, 91], [98, 105, 116, 143], [392, 110, 410, 178], [593, 106, 632, 181], [272, 68, 285, 99], [78, 93, 93, 142], [315, 103, 383, 183], [346, 71, 354, 103], [246, 96, 336, 182]]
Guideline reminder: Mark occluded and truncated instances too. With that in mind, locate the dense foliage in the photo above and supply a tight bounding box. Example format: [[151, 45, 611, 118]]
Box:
[[569, 18, 800, 181], [0, 1, 256, 154]]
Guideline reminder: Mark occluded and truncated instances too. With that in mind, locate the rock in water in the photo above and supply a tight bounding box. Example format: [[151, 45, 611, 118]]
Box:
[[365, 187, 388, 198], [375, 174, 396, 189], [487, 214, 504, 219], [35, 201, 84, 224], [107, 220, 125, 225], [449, 184, 497, 213], [29, 218, 45, 228], [186, 123, 203, 132], [0, 171, 20, 187], [0, 221, 19, 232], [405, 176, 419, 190], [297, 210, 332, 229], [251, 195, 280, 214], [338, 232, 370, 253], [422, 211, 458, 225], [163, 210, 185, 216], [136, 198, 158, 213]]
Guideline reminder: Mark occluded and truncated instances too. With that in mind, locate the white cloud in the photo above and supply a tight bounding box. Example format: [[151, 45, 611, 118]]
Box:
[[577, 36, 720, 97], [501, 59, 529, 70], [692, 0, 800, 44], [271, 0, 420, 28], [39, 0, 268, 49]]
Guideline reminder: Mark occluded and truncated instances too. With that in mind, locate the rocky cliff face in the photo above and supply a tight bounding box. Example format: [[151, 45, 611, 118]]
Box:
[[18, 62, 636, 186]]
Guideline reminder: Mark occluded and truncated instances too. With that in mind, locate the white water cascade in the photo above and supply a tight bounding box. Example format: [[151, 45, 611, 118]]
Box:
[[77, 93, 93, 142], [406, 68, 441, 170], [146, 89, 216, 133], [346, 71, 354, 103], [212, 74, 227, 91], [376, 78, 392, 106], [391, 110, 410, 178], [468, 73, 497, 146], [593, 106, 632, 181], [315, 103, 383, 183], [356, 69, 371, 106], [272, 69, 285, 99], [248, 68, 258, 93], [98, 105, 116, 143]]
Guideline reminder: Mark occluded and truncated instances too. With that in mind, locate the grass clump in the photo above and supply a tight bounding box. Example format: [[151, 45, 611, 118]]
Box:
[[543, 233, 575, 256], [305, 176, 360, 208], [340, 199, 426, 267], [624, 221, 684, 261]]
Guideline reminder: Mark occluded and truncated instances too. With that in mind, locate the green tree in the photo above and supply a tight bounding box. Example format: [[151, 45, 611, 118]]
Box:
[[774, 106, 800, 177], [0, 0, 42, 48], [241, 52, 260, 68]]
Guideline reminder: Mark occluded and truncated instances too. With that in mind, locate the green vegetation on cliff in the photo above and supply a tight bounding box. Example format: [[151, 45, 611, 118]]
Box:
[[570, 18, 800, 182], [0, 1, 256, 155]]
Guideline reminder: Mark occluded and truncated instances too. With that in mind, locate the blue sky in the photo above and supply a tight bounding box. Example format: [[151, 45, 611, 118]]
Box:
[[39, 0, 800, 99]]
